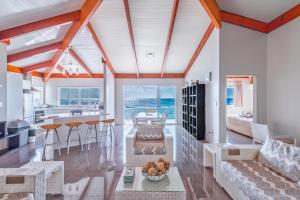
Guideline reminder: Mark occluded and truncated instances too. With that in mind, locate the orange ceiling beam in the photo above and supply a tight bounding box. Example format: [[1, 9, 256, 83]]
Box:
[[221, 11, 268, 33], [7, 65, 43, 78], [161, 0, 179, 78], [44, 0, 103, 82], [22, 61, 53, 73], [0, 11, 80, 40], [86, 23, 116, 76], [268, 4, 300, 32], [49, 73, 103, 78], [7, 65, 22, 73], [115, 73, 184, 79], [31, 71, 44, 78], [123, 0, 139, 78], [184, 22, 214, 77], [221, 4, 300, 33], [8, 42, 63, 63], [69, 48, 93, 77], [0, 39, 11, 45], [199, 0, 221, 29]]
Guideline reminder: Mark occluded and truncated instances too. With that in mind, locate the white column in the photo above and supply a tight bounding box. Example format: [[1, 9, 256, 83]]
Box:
[[0, 43, 7, 121]]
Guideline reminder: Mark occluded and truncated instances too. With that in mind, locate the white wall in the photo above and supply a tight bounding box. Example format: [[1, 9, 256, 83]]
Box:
[[267, 18, 300, 144], [0, 44, 7, 121], [219, 23, 267, 142], [105, 67, 115, 117], [32, 76, 44, 87], [7, 72, 23, 121], [115, 78, 184, 124], [45, 78, 104, 106], [185, 29, 220, 143]]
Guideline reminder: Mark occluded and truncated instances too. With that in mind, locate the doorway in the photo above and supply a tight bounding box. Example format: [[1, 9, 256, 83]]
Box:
[[225, 76, 256, 143]]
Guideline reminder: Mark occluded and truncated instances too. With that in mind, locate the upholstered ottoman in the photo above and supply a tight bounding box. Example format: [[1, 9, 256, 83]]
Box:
[[21, 161, 64, 195]]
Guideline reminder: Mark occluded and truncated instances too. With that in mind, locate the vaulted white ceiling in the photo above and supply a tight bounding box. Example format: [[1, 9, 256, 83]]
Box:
[[90, 0, 137, 74], [90, 0, 210, 74], [4, 0, 299, 77], [0, 0, 84, 30]]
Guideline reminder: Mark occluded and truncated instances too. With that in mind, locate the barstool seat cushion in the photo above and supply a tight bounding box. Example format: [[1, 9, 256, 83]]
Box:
[[85, 120, 101, 125], [101, 119, 115, 123], [41, 124, 62, 130], [65, 122, 82, 127]]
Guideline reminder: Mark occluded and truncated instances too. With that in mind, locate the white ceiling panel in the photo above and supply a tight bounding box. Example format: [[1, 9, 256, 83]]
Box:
[[35, 68, 47, 73], [217, 0, 300, 22], [71, 28, 104, 73], [164, 0, 210, 73], [129, 0, 173, 73], [90, 0, 137, 74], [10, 50, 56, 67], [7, 23, 71, 55], [0, 0, 84, 30]]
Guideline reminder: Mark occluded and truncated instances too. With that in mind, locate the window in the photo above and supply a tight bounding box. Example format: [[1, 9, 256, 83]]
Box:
[[159, 86, 176, 120], [59, 87, 100, 106], [226, 87, 234, 106], [123, 85, 176, 123]]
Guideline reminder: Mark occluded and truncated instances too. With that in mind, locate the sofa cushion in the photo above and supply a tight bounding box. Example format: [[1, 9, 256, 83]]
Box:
[[221, 160, 300, 200], [258, 137, 300, 182], [134, 140, 166, 155], [136, 124, 164, 141]]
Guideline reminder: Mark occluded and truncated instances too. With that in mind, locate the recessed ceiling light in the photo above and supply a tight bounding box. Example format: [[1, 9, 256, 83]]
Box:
[[145, 51, 155, 58]]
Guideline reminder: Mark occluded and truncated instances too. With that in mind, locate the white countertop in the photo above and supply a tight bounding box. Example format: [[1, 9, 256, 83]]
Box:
[[41, 111, 102, 120]]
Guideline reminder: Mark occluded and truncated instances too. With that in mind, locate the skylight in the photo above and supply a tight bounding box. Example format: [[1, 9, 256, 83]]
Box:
[[25, 26, 59, 46]]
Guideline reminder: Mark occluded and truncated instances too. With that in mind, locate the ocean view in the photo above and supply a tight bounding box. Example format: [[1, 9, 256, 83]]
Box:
[[123, 98, 176, 120]]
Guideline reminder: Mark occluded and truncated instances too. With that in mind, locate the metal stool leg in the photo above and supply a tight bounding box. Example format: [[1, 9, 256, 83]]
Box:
[[85, 124, 92, 151], [67, 127, 73, 155], [42, 129, 49, 161], [54, 128, 61, 156], [77, 126, 83, 152], [111, 124, 117, 145], [109, 125, 113, 146], [102, 123, 108, 147], [94, 124, 99, 143]]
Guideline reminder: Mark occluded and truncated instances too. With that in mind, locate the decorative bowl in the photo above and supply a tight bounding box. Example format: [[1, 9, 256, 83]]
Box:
[[142, 169, 169, 181]]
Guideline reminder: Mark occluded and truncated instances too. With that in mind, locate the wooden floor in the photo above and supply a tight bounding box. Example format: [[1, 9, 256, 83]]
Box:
[[0, 125, 253, 200]]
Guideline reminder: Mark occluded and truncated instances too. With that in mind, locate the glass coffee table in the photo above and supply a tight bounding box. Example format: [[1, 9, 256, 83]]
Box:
[[115, 167, 186, 200]]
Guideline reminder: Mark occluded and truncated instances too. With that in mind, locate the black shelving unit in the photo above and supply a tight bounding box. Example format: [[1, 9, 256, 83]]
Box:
[[182, 83, 205, 140], [182, 87, 189, 132]]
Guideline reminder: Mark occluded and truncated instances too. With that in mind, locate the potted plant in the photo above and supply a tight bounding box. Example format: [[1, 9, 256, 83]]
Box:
[[28, 128, 37, 143]]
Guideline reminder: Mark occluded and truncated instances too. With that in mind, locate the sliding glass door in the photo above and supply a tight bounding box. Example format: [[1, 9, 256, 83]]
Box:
[[123, 85, 176, 123], [159, 86, 176, 122]]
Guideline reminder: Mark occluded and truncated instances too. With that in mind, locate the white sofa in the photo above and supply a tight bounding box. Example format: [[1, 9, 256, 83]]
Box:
[[126, 128, 173, 167], [216, 140, 300, 200]]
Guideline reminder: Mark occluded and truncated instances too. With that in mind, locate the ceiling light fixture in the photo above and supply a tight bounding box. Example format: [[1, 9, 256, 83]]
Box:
[[61, 46, 80, 76], [145, 51, 155, 58]]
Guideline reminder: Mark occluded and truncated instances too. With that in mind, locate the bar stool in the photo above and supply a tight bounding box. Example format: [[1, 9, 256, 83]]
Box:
[[100, 119, 117, 146], [85, 120, 101, 150], [65, 122, 84, 154], [41, 124, 62, 160]]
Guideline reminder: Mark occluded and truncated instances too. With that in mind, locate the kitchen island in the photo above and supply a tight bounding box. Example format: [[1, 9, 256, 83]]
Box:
[[36, 111, 111, 149]]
